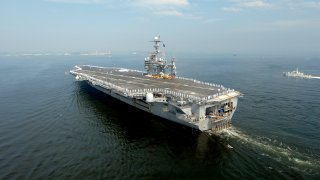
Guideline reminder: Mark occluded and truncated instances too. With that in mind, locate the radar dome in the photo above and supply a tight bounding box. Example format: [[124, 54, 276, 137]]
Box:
[[146, 92, 154, 102]]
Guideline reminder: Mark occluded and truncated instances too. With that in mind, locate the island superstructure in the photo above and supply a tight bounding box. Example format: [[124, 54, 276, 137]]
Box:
[[70, 36, 241, 132]]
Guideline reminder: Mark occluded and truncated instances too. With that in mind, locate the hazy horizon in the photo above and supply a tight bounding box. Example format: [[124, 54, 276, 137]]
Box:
[[1, 0, 320, 55]]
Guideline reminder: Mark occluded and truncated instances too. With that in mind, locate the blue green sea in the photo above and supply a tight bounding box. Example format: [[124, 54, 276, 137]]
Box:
[[0, 54, 319, 179]]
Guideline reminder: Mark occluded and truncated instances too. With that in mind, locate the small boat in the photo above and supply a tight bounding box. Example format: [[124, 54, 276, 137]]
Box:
[[283, 68, 312, 79]]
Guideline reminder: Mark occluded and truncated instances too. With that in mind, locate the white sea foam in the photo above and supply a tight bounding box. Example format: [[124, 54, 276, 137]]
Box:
[[217, 127, 320, 174]]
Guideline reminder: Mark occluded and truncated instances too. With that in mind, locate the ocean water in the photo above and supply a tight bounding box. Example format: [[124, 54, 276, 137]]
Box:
[[0, 54, 319, 179]]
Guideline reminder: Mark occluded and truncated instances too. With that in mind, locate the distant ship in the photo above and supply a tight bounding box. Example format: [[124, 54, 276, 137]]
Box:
[[283, 68, 313, 79], [70, 36, 241, 132]]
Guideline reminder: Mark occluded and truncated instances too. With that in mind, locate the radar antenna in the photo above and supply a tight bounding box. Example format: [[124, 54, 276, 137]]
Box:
[[144, 36, 176, 79]]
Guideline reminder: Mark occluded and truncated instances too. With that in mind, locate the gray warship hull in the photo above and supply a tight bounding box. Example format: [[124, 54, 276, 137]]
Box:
[[70, 65, 241, 132]]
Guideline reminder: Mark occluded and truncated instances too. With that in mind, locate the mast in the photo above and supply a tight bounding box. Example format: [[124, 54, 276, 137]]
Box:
[[144, 36, 176, 79]]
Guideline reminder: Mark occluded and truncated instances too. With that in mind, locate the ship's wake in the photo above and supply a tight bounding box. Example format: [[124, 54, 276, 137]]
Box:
[[216, 127, 320, 176], [311, 76, 320, 79]]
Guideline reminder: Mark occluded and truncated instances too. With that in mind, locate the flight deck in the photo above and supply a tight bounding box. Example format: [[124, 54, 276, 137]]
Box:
[[74, 65, 235, 101], [70, 36, 241, 131]]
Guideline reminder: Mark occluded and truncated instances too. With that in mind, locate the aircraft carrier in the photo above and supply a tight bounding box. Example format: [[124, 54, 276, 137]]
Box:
[[70, 36, 241, 132]]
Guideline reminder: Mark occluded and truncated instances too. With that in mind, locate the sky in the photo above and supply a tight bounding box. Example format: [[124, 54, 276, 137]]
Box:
[[0, 0, 320, 55]]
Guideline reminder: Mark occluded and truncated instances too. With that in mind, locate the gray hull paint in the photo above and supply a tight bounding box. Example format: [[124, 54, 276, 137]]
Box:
[[87, 81, 200, 130]]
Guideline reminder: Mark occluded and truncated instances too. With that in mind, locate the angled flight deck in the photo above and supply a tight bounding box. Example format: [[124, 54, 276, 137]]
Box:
[[71, 36, 241, 132]]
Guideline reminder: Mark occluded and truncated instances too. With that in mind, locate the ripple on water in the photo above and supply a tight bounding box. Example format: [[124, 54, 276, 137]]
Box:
[[217, 127, 320, 177], [1, 56, 320, 179]]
